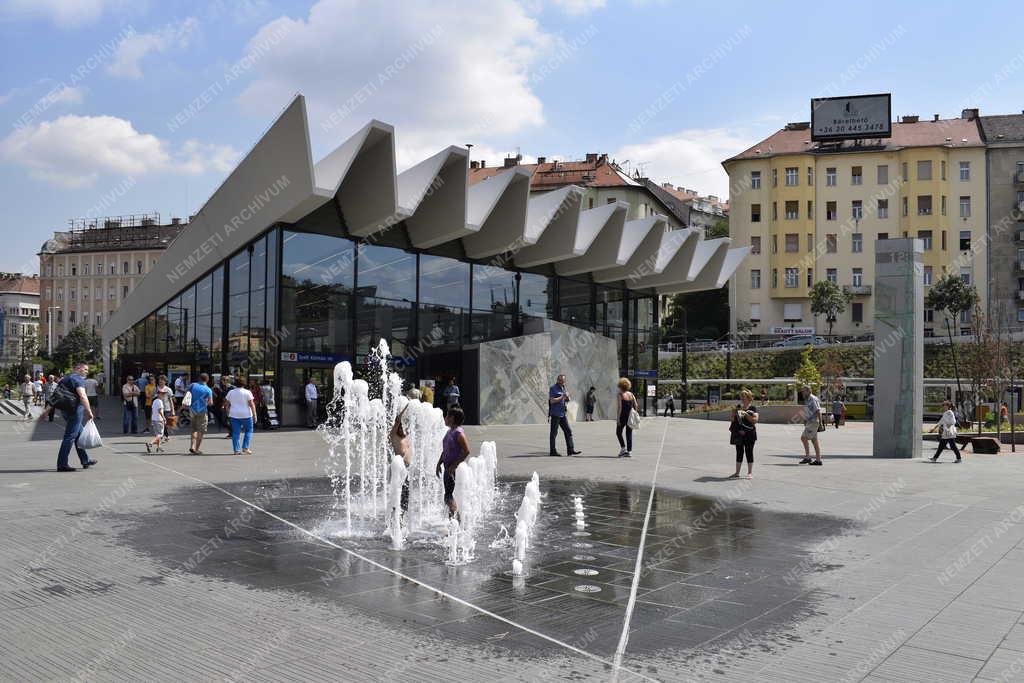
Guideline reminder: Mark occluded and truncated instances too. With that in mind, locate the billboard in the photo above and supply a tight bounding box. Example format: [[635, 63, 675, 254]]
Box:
[[811, 94, 891, 141]]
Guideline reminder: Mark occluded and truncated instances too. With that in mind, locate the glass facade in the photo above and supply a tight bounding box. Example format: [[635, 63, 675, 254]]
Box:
[[115, 223, 659, 425]]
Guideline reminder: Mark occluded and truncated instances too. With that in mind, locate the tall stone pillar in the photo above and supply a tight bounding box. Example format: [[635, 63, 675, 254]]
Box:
[[873, 238, 924, 458]]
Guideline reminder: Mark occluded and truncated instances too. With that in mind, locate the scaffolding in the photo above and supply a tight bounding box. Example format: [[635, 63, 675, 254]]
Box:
[[57, 213, 187, 253]]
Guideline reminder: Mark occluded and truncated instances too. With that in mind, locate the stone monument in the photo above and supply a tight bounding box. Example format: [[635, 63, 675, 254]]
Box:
[[872, 238, 924, 458]]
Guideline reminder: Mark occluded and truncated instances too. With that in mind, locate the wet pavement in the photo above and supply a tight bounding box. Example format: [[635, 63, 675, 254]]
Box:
[[118, 476, 853, 659]]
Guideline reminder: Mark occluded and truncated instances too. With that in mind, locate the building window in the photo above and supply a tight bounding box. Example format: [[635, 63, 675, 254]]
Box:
[[751, 204, 761, 222], [69, 288, 75, 300], [136, 260, 143, 274], [771, 234, 778, 253], [826, 268, 837, 284], [826, 201, 837, 221], [942, 230, 947, 250], [851, 166, 863, 185], [807, 268, 814, 287], [750, 171, 761, 189], [771, 168, 778, 187], [122, 285, 129, 298], [71, 264, 76, 276], [83, 264, 89, 275], [785, 167, 798, 186], [785, 201, 799, 220], [122, 261, 129, 274], [925, 309, 935, 323], [917, 230, 933, 250], [807, 200, 813, 219], [959, 161, 970, 181], [902, 196, 908, 216], [807, 233, 814, 252], [959, 230, 971, 251], [69, 310, 76, 323], [772, 202, 778, 221], [901, 162, 908, 181], [783, 303, 802, 321], [852, 233, 863, 253], [807, 166, 813, 186], [785, 233, 799, 252], [784, 268, 799, 288], [56, 311, 62, 322], [771, 269, 778, 288], [852, 302, 863, 323], [941, 160, 947, 181], [109, 288, 116, 300], [917, 160, 932, 181], [826, 167, 837, 186], [852, 268, 864, 287], [751, 269, 761, 289], [960, 267, 972, 285], [110, 263, 116, 274], [877, 164, 888, 184], [750, 236, 761, 254], [959, 196, 971, 218], [924, 265, 933, 285], [941, 195, 947, 216], [917, 195, 932, 215], [826, 234, 837, 253], [852, 200, 863, 220], [878, 199, 888, 218], [82, 288, 89, 300], [750, 303, 761, 321]]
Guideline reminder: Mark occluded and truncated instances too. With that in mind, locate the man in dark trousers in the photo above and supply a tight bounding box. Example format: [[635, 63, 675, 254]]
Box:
[[548, 374, 581, 456], [42, 361, 98, 471]]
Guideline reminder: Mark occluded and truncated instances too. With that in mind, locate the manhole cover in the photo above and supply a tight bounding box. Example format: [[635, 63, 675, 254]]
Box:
[[572, 542, 593, 549], [572, 554, 596, 561], [574, 584, 602, 593], [574, 568, 599, 576]]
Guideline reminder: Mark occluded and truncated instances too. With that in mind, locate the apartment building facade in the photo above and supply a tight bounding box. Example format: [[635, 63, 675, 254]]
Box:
[[978, 114, 1024, 327], [725, 111, 987, 338], [38, 215, 187, 348], [0, 273, 40, 368]]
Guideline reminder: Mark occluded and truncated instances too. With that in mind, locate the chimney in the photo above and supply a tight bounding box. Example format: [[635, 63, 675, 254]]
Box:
[[902, 115, 919, 123], [933, 114, 940, 122], [585, 153, 598, 163], [961, 108, 979, 120], [537, 156, 546, 164], [480, 160, 486, 168], [470, 160, 479, 169], [663, 182, 674, 189]]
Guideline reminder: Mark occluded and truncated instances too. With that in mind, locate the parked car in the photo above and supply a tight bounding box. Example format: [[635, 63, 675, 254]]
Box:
[[717, 341, 738, 351], [772, 335, 828, 348], [687, 338, 716, 351]]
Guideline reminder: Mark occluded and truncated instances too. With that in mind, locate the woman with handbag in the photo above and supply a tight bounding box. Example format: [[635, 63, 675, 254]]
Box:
[[616, 378, 639, 458], [729, 389, 758, 479], [929, 400, 962, 462]]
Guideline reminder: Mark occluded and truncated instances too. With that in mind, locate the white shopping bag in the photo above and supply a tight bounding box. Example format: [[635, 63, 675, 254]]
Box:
[[77, 420, 103, 449]]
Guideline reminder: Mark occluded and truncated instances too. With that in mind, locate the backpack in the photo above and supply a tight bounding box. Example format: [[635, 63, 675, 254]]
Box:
[[48, 377, 79, 413]]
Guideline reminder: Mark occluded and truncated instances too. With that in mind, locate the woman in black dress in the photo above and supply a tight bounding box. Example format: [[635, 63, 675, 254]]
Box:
[[729, 389, 758, 479]]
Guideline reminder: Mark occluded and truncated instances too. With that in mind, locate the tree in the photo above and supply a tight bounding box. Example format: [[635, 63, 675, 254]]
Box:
[[819, 347, 846, 400], [809, 280, 851, 339], [52, 324, 101, 372], [793, 345, 822, 395], [707, 218, 729, 239], [926, 274, 979, 418]]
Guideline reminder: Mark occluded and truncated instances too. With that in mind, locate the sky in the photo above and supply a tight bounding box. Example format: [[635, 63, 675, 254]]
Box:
[[1, 0, 1023, 274]]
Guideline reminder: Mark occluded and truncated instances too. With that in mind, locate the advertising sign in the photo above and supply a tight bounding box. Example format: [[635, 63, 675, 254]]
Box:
[[771, 327, 815, 335], [812, 94, 892, 141]]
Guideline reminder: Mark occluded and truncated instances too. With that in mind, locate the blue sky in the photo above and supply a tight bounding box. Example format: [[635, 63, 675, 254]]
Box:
[[1, 0, 1023, 274]]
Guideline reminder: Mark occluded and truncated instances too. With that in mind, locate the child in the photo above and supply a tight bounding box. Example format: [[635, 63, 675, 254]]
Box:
[[434, 407, 470, 518], [147, 395, 165, 454]]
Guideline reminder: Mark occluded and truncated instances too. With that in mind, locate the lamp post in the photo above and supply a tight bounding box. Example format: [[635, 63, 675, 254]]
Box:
[[47, 306, 61, 356]]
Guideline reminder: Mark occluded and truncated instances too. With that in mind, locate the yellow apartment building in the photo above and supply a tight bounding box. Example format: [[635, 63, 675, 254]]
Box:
[[724, 110, 987, 338]]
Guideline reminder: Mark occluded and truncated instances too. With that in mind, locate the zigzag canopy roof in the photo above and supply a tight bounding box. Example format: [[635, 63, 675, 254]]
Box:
[[103, 95, 747, 347]]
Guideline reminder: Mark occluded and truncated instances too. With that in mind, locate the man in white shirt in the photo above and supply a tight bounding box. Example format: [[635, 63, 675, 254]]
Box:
[[305, 379, 318, 428], [173, 375, 187, 410], [84, 373, 100, 419], [799, 385, 822, 465]]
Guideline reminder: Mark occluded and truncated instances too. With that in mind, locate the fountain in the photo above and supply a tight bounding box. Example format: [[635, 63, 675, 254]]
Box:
[[319, 339, 501, 563], [511, 472, 542, 575]]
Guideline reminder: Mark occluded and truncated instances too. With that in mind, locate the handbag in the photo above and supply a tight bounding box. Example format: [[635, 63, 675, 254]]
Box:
[[182, 390, 193, 409], [627, 407, 641, 430], [817, 414, 826, 432]]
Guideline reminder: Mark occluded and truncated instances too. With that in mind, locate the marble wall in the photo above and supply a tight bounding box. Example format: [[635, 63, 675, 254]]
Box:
[[477, 320, 620, 425]]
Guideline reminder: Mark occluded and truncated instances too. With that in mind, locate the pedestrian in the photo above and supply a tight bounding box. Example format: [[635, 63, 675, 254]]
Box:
[[832, 396, 845, 429], [616, 377, 638, 458], [443, 377, 461, 415], [663, 393, 675, 418], [173, 374, 187, 411], [32, 375, 43, 406], [548, 374, 580, 456], [226, 382, 257, 455], [146, 391, 166, 454], [121, 375, 140, 434], [929, 400, 962, 463], [248, 380, 262, 430], [84, 372, 100, 419], [584, 386, 597, 421], [41, 361, 98, 471], [259, 378, 275, 429], [304, 377, 319, 428], [799, 384, 823, 465], [390, 388, 419, 516], [155, 375, 175, 443], [187, 374, 214, 454], [43, 374, 56, 422], [142, 375, 155, 433], [19, 374, 33, 420], [1000, 401, 1010, 425], [434, 406, 470, 518], [760, 388, 768, 405], [729, 389, 758, 479]]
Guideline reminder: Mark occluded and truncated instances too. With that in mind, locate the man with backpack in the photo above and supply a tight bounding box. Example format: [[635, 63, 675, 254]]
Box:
[[41, 362, 98, 472]]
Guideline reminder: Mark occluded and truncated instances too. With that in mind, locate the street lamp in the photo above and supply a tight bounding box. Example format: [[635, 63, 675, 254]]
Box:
[[47, 306, 61, 356]]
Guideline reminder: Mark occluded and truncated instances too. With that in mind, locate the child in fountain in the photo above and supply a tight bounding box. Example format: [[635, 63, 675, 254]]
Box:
[[435, 406, 470, 518]]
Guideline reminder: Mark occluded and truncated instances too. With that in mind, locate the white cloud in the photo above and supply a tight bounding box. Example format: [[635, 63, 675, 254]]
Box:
[[107, 17, 199, 79], [547, 0, 606, 15], [238, 0, 553, 170], [615, 128, 757, 198], [0, 114, 238, 188], [40, 84, 85, 106], [0, 0, 115, 27]]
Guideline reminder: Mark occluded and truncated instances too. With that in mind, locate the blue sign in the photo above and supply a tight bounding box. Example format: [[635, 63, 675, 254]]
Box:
[[281, 352, 352, 364], [631, 369, 658, 378]]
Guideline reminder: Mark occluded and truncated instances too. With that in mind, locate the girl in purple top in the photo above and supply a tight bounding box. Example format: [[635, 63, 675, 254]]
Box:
[[434, 407, 470, 518]]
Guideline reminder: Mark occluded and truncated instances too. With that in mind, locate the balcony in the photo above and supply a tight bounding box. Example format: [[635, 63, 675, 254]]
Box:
[[844, 284, 872, 296], [1015, 171, 1024, 184], [1016, 261, 1024, 273]]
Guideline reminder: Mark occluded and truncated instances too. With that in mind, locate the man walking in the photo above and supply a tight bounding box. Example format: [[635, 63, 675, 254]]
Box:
[[305, 377, 319, 428], [548, 374, 581, 456], [188, 374, 214, 454], [121, 375, 140, 434], [831, 396, 845, 429], [663, 394, 675, 418], [43, 374, 56, 422], [45, 362, 98, 472], [443, 377, 461, 416], [799, 384, 823, 465]]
